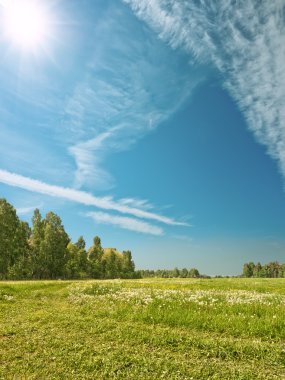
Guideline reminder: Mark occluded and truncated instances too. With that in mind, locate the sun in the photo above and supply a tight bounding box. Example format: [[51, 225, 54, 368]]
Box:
[[2, 0, 50, 50]]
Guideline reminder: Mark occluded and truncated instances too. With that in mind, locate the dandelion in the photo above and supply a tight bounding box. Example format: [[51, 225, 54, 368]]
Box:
[[67, 282, 285, 309]]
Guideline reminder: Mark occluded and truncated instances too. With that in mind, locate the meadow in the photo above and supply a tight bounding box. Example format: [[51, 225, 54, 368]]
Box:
[[1, 278, 285, 379]]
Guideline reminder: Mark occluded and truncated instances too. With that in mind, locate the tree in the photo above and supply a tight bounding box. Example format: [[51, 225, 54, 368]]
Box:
[[172, 267, 180, 278], [281, 263, 285, 278], [103, 249, 119, 279], [65, 242, 80, 279], [75, 236, 86, 250], [121, 250, 135, 278], [88, 236, 104, 260], [65, 236, 88, 279], [8, 221, 32, 279], [188, 268, 200, 278], [40, 212, 70, 279], [180, 268, 188, 278], [241, 261, 285, 278], [75, 236, 88, 276], [0, 199, 139, 279], [0, 199, 24, 278], [253, 262, 262, 277], [88, 236, 104, 278], [243, 262, 255, 277], [30, 208, 45, 278], [269, 261, 280, 278]]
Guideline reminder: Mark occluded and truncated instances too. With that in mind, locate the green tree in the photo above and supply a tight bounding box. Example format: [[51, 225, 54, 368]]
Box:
[[121, 250, 135, 278], [281, 263, 285, 278], [0, 199, 25, 278], [253, 262, 262, 277], [8, 221, 32, 279], [243, 262, 255, 277], [188, 268, 200, 278], [65, 242, 80, 279], [0, 199, 140, 280], [65, 236, 88, 279], [30, 209, 45, 278], [88, 236, 104, 260], [269, 261, 280, 278], [103, 249, 119, 278], [75, 236, 88, 276], [40, 212, 70, 279], [75, 236, 86, 250], [172, 267, 180, 278], [180, 268, 188, 278], [88, 236, 104, 278]]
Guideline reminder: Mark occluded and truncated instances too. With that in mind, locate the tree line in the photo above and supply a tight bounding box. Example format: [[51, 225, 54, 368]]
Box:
[[242, 261, 285, 278], [138, 268, 207, 278], [0, 198, 136, 280]]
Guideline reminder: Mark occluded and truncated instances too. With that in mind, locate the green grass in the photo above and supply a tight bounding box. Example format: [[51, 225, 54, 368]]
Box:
[[1, 278, 285, 379]]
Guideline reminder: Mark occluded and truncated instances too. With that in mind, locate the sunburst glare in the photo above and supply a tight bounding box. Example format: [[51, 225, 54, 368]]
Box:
[[2, 0, 50, 50]]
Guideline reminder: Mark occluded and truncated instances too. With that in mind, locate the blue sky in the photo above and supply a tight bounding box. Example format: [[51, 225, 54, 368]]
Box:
[[0, 0, 285, 275]]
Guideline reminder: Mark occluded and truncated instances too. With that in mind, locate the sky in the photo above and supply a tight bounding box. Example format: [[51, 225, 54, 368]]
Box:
[[0, 0, 285, 276]]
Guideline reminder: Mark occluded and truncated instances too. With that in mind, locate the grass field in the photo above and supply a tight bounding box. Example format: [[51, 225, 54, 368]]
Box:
[[1, 278, 285, 379]]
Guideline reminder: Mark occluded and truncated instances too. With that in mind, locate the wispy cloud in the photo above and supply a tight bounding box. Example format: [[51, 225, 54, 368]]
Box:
[[118, 197, 154, 210], [124, 0, 285, 180], [86, 211, 163, 236], [61, 4, 203, 190], [16, 205, 41, 216], [68, 126, 118, 190], [0, 168, 187, 226]]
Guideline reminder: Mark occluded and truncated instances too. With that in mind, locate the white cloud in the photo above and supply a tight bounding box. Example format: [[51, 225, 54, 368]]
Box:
[[66, 73, 194, 190], [124, 0, 285, 180], [118, 197, 154, 210], [68, 127, 117, 190], [62, 5, 203, 190], [86, 211, 163, 236], [0, 168, 187, 226], [16, 205, 40, 216], [0, 1, 195, 233]]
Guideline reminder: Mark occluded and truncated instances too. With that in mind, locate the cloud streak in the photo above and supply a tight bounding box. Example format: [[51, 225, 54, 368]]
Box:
[[0, 168, 187, 226], [62, 4, 203, 190], [124, 0, 285, 181], [86, 211, 164, 236]]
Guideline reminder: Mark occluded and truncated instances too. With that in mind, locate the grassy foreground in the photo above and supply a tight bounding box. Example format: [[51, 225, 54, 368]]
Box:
[[1, 278, 285, 379]]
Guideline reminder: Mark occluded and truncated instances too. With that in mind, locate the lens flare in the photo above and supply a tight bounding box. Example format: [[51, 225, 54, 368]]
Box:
[[3, 0, 49, 49]]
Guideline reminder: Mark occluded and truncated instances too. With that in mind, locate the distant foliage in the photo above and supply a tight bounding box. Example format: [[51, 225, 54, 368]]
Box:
[[242, 261, 285, 278], [138, 267, 206, 278], [0, 198, 136, 280]]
